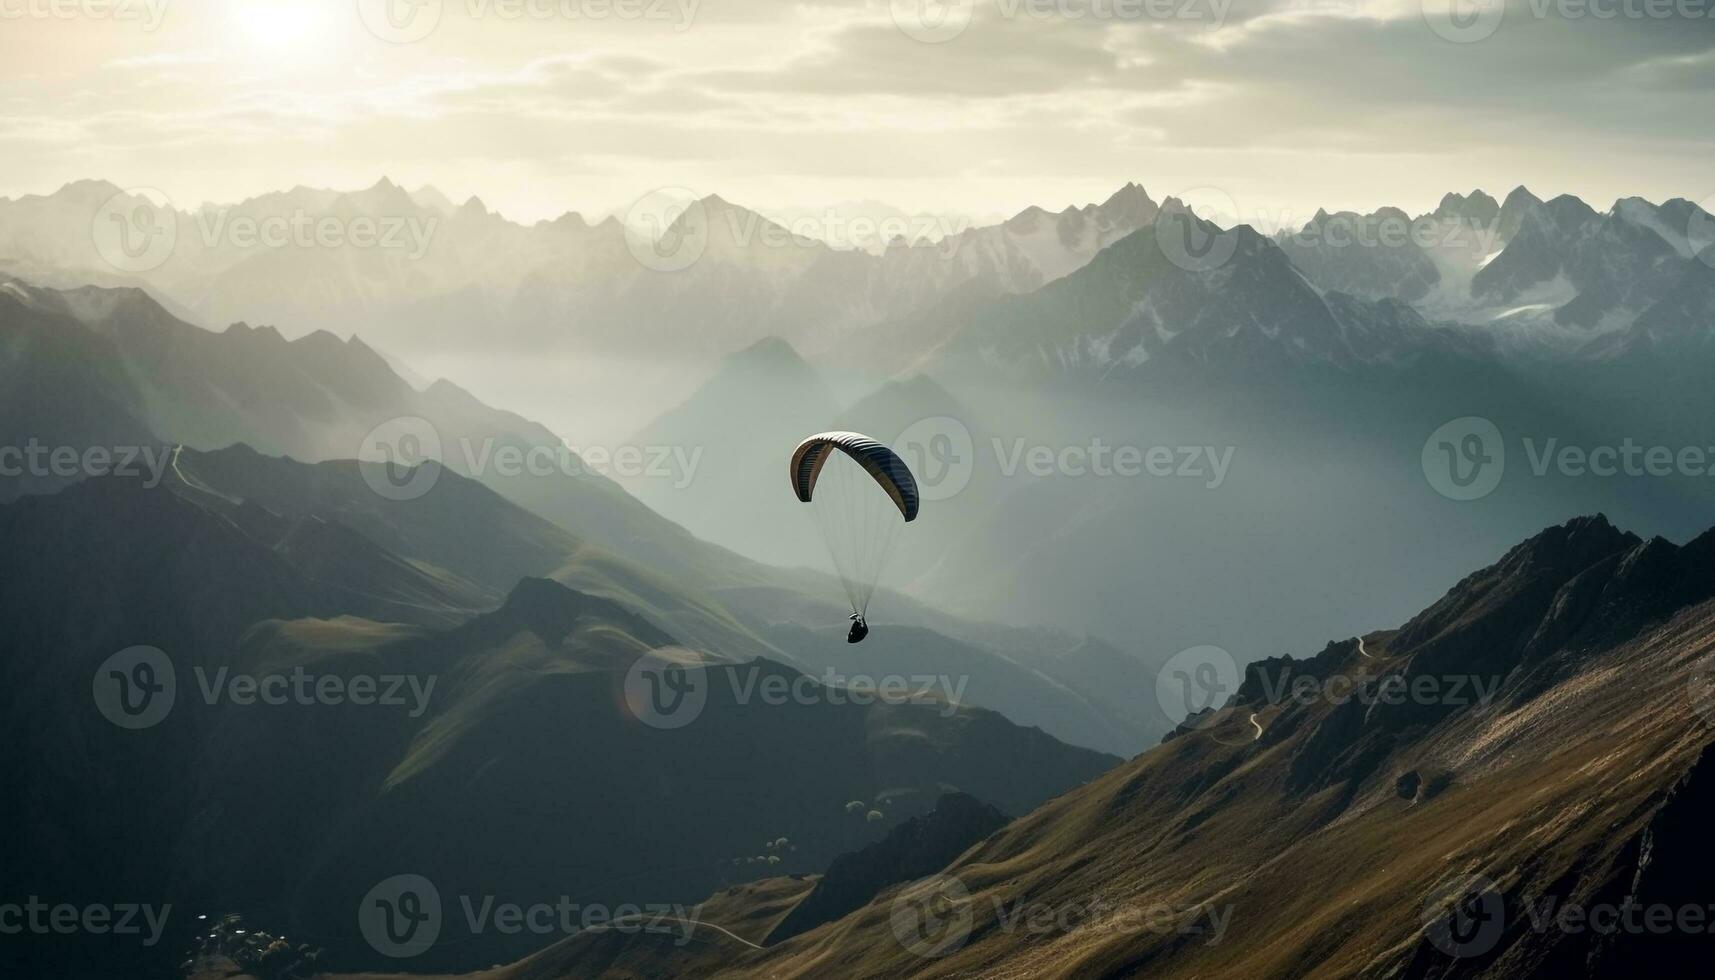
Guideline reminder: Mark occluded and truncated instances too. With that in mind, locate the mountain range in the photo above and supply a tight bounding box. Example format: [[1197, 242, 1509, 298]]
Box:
[[9, 174, 1715, 980], [360, 514, 1715, 978], [0, 444, 1118, 978]]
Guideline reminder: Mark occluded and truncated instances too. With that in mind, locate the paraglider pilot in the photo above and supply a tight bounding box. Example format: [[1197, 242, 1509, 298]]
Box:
[[791, 431, 920, 648]]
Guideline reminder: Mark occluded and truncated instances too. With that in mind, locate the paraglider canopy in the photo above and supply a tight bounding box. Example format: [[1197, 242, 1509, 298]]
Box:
[[790, 431, 919, 522], [790, 431, 920, 621]]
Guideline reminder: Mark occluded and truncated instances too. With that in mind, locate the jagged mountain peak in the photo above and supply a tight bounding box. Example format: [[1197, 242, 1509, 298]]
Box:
[[1101, 180, 1153, 210], [732, 334, 806, 364], [1501, 184, 1543, 209], [1432, 188, 1501, 224], [331, 176, 421, 215], [1542, 192, 1599, 228], [408, 184, 457, 214], [1390, 514, 1639, 656]]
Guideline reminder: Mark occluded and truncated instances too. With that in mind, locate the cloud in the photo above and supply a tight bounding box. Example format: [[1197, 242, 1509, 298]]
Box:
[[0, 0, 1708, 218]]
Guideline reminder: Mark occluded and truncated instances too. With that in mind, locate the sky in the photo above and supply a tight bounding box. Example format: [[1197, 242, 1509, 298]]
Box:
[[1, 0, 1712, 226]]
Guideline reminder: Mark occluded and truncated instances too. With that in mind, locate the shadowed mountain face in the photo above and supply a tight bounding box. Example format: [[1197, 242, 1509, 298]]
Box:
[[0, 461, 1118, 979], [0, 277, 736, 596], [766, 792, 1008, 945], [444, 516, 1715, 979]]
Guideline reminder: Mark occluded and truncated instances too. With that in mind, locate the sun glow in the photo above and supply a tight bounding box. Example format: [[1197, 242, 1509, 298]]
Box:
[[229, 1, 330, 56]]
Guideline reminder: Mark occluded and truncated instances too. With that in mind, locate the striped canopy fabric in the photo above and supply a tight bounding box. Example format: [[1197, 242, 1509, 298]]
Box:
[[789, 431, 920, 522]]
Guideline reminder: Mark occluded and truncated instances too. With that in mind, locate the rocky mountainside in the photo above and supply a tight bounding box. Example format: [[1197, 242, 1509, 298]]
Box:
[[932, 201, 1493, 381], [439, 515, 1715, 978], [767, 792, 1008, 944]]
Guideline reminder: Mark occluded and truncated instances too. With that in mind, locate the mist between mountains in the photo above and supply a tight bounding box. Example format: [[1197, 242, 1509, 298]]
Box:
[[354, 414, 1238, 503]]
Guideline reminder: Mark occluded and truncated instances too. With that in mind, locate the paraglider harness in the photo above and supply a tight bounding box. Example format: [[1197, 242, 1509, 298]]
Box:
[[847, 613, 869, 644]]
